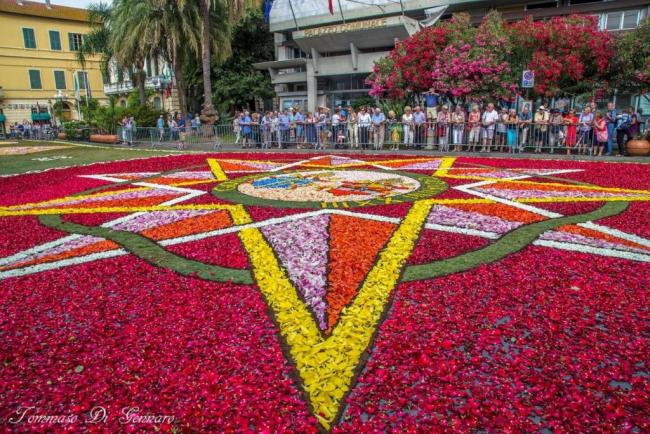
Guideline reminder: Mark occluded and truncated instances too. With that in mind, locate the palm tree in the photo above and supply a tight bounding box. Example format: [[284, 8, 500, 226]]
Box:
[[77, 2, 113, 82], [186, 0, 247, 123], [109, 0, 155, 105], [118, 0, 201, 117]]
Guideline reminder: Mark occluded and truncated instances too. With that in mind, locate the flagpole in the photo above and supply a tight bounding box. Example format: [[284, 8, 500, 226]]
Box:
[[337, 0, 345, 23], [287, 0, 299, 30]]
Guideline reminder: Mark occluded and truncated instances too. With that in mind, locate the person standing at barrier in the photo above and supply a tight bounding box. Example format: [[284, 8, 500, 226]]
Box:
[[576, 106, 594, 155], [295, 109, 304, 148], [402, 106, 414, 149], [518, 106, 532, 152], [358, 107, 371, 150], [480, 103, 499, 153], [332, 108, 342, 149], [304, 112, 316, 148], [288, 108, 297, 146], [594, 112, 608, 157], [241, 111, 253, 149], [157, 115, 165, 142], [495, 107, 508, 152], [506, 109, 519, 153], [605, 102, 617, 156], [251, 112, 261, 148], [467, 105, 481, 152], [424, 89, 439, 123], [233, 112, 242, 145], [413, 106, 426, 149], [175, 114, 185, 137], [168, 115, 177, 141], [533, 106, 549, 153], [371, 107, 386, 151], [564, 109, 578, 155], [278, 110, 290, 149], [436, 105, 450, 152], [386, 110, 400, 151], [548, 109, 563, 153], [348, 108, 359, 149], [628, 108, 640, 139], [316, 107, 328, 149], [451, 105, 465, 152], [615, 107, 631, 156], [261, 112, 272, 149]]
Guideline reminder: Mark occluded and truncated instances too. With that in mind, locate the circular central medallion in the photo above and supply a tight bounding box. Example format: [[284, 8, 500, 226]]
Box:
[[240, 170, 419, 202], [213, 169, 447, 208]]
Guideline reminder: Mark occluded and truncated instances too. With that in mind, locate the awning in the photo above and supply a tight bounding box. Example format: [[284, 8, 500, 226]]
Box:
[[31, 113, 51, 121]]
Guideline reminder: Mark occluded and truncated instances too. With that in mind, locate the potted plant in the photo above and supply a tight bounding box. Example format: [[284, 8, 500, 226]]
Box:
[[627, 128, 650, 156]]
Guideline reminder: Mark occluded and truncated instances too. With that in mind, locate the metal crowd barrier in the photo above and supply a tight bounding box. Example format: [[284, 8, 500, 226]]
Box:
[[111, 122, 643, 154]]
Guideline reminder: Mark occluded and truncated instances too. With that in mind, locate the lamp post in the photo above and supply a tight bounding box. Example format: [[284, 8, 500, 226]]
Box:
[[53, 90, 68, 126]]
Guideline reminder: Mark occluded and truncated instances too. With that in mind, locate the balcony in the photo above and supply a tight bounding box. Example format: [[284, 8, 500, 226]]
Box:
[[103, 76, 172, 95]]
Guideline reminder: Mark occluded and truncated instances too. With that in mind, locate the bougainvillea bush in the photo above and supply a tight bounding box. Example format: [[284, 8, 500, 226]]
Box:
[[368, 12, 613, 100], [0, 153, 648, 432]]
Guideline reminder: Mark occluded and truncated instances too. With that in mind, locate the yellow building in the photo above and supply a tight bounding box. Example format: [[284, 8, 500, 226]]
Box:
[[0, 0, 107, 128]]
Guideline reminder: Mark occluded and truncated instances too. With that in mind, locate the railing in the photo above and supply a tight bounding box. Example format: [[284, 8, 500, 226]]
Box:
[[110, 121, 643, 155]]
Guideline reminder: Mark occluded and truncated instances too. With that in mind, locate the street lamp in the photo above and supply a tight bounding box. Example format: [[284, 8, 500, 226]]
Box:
[[53, 90, 68, 125]]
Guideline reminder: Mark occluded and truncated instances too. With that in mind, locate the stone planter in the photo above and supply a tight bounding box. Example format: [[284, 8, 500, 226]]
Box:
[[57, 132, 66, 140], [90, 134, 118, 144], [626, 139, 650, 157]]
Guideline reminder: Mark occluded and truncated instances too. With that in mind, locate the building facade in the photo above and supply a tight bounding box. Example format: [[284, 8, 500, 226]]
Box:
[[103, 56, 179, 113], [0, 0, 108, 127], [257, 0, 650, 114]]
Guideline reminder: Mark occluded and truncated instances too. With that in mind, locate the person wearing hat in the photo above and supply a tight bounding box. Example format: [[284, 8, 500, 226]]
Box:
[[533, 105, 550, 153]]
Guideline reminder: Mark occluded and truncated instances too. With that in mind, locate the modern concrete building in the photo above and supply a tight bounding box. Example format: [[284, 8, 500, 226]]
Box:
[[256, 0, 650, 114]]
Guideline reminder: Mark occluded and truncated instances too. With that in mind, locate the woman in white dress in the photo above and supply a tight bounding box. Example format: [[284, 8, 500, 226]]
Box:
[[402, 106, 414, 148]]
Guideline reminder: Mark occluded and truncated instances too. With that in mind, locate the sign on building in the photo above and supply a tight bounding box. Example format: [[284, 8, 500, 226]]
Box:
[[522, 70, 535, 88]]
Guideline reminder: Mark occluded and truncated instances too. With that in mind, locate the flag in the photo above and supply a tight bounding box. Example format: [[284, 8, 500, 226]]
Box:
[[84, 72, 92, 99], [73, 73, 80, 101], [329, 0, 333, 14], [263, 0, 273, 22]]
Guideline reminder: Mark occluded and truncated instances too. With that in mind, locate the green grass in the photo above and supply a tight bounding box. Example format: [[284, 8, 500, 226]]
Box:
[[0, 140, 175, 176]]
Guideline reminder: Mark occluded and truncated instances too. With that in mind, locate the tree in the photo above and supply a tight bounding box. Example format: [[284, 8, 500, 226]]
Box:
[[110, 0, 152, 104], [191, 0, 248, 123], [77, 2, 113, 82], [509, 15, 613, 98], [211, 8, 274, 111], [429, 11, 516, 101], [612, 16, 650, 103], [367, 13, 515, 101], [368, 12, 615, 102], [116, 0, 201, 118]]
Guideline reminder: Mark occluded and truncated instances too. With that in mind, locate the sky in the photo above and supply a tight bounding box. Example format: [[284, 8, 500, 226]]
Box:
[[50, 0, 112, 8]]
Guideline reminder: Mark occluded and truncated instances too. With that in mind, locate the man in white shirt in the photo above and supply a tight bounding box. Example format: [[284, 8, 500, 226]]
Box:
[[481, 103, 499, 152]]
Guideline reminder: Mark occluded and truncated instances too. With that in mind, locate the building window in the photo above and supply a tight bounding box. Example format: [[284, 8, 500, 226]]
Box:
[[153, 97, 162, 110], [54, 71, 66, 90], [605, 10, 640, 31], [49, 30, 61, 50], [23, 28, 36, 49], [28, 70, 42, 89], [76, 71, 87, 90], [120, 100, 127, 108], [68, 33, 83, 51]]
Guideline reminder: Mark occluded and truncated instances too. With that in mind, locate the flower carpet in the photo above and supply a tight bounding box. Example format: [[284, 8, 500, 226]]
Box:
[[0, 153, 648, 432]]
